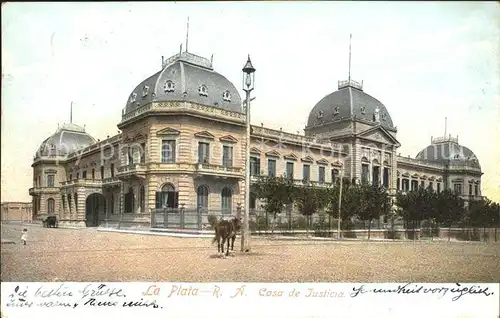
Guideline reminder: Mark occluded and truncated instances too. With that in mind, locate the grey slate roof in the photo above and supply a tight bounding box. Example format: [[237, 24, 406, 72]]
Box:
[[415, 140, 481, 169], [306, 83, 395, 129], [35, 123, 96, 159], [124, 52, 243, 114]]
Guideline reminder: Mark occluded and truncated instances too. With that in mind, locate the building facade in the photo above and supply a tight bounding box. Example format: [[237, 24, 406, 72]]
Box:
[[28, 49, 483, 227], [1, 202, 33, 223]]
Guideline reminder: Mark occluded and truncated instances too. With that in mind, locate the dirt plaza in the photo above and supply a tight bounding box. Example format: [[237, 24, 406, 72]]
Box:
[[1, 224, 499, 282]]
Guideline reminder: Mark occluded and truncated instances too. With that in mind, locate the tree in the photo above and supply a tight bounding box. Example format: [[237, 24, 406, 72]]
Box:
[[326, 178, 361, 231], [251, 175, 295, 233], [357, 184, 391, 239], [433, 189, 465, 228], [293, 182, 330, 235]]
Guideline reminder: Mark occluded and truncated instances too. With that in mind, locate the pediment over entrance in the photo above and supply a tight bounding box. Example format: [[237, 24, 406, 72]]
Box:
[[357, 126, 400, 147]]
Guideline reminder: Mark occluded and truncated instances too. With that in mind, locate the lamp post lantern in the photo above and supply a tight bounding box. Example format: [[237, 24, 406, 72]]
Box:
[[241, 55, 256, 253]]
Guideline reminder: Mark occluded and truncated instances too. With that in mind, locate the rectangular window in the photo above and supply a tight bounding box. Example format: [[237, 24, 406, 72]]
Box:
[[383, 167, 389, 188], [411, 180, 418, 191], [222, 145, 233, 167], [429, 181, 433, 190], [372, 166, 380, 186], [332, 168, 339, 184], [140, 142, 146, 163], [101, 166, 105, 179], [302, 164, 310, 182], [318, 166, 325, 184], [420, 181, 425, 188], [76, 172, 79, 180], [69, 174, 72, 181], [453, 183, 462, 195], [110, 164, 115, 177], [47, 175, 55, 187], [250, 157, 261, 176], [286, 162, 294, 179], [91, 169, 95, 180], [161, 140, 176, 163], [361, 164, 369, 184], [469, 184, 473, 195], [397, 178, 400, 191], [82, 170, 87, 179], [474, 185, 478, 196], [198, 142, 210, 164], [267, 159, 276, 177], [437, 183, 441, 193], [127, 146, 134, 165]]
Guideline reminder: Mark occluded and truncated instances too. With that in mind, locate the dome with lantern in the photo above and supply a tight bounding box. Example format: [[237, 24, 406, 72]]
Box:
[[306, 79, 395, 130], [124, 48, 243, 115]]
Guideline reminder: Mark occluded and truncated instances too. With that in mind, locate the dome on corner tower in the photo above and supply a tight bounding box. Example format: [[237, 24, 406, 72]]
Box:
[[306, 79, 395, 130], [415, 136, 481, 169], [34, 123, 96, 159], [124, 51, 243, 115]]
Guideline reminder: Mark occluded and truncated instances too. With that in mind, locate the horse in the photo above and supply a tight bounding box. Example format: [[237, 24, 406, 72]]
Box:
[[212, 217, 242, 258]]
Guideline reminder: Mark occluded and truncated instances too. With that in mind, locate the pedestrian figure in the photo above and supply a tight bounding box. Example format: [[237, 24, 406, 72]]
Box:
[[21, 228, 28, 245]]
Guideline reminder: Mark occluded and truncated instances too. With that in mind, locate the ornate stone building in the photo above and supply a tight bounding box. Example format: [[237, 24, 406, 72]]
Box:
[[28, 48, 483, 227]]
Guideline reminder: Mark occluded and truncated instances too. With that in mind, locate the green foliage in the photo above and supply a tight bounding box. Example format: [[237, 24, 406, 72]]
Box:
[[293, 182, 330, 217], [396, 188, 464, 227], [326, 178, 360, 226], [251, 176, 295, 218], [468, 198, 500, 228], [357, 184, 391, 224]]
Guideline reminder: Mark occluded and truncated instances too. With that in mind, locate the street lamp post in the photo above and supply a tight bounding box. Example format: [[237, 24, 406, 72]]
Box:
[[337, 168, 343, 239], [241, 55, 256, 253]]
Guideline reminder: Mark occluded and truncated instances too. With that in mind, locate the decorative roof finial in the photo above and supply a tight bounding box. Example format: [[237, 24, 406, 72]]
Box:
[[70, 101, 73, 123], [179, 43, 183, 55], [162, 55, 164, 68], [185, 16, 190, 53], [211, 53, 213, 65]]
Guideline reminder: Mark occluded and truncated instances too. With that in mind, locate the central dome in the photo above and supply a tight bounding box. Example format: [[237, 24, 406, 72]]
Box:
[[124, 51, 243, 114], [307, 80, 395, 129]]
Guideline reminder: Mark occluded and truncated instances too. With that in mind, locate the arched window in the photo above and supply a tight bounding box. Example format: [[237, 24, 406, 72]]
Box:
[[157, 183, 178, 209], [221, 187, 232, 214], [47, 198, 55, 215], [197, 185, 209, 210]]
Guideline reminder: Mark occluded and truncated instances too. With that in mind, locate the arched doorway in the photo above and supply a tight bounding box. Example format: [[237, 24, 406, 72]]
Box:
[[197, 185, 209, 211], [221, 187, 232, 214], [85, 193, 105, 227]]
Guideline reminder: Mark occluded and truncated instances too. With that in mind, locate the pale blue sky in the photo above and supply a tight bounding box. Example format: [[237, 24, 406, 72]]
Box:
[[2, 2, 499, 202]]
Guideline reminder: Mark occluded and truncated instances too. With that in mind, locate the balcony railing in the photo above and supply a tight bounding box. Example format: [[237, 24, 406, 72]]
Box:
[[102, 177, 121, 185], [116, 163, 147, 178], [29, 187, 60, 195], [60, 179, 103, 188], [194, 163, 243, 178]]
